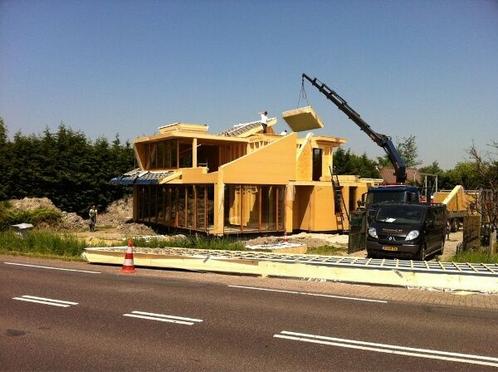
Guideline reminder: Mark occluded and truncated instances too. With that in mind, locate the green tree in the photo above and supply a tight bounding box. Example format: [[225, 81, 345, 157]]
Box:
[[0, 117, 6, 145], [1, 122, 134, 215], [333, 148, 380, 178], [378, 135, 421, 168], [0, 118, 9, 199]]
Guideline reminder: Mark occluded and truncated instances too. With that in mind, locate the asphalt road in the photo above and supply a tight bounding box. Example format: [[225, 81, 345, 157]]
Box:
[[1, 259, 497, 371]]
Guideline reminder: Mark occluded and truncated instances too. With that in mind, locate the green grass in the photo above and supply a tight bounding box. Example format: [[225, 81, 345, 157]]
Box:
[[452, 249, 498, 264], [0, 230, 86, 259], [130, 235, 246, 251], [307, 245, 345, 256]]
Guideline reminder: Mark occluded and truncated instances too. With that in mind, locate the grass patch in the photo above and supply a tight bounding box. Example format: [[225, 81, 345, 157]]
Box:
[[307, 245, 345, 256], [452, 249, 498, 264], [0, 230, 86, 259], [130, 235, 245, 251]]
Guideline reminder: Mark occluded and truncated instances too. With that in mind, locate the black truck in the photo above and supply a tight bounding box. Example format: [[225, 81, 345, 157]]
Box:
[[366, 203, 447, 260]]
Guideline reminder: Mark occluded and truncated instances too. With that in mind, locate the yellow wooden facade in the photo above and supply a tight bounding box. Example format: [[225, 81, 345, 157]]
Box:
[[123, 119, 381, 235]]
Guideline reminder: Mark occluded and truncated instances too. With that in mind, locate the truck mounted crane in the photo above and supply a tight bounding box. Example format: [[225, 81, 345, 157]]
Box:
[[302, 73, 406, 183], [302, 73, 420, 207]]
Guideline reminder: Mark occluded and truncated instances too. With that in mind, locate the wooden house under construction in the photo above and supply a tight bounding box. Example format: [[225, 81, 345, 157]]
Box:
[[111, 109, 381, 235]]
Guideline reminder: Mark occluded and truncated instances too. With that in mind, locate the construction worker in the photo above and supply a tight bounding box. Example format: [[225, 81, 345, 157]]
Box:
[[89, 205, 97, 232], [259, 111, 268, 133]]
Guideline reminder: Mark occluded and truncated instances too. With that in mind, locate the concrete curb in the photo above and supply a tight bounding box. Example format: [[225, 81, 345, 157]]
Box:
[[83, 247, 498, 294]]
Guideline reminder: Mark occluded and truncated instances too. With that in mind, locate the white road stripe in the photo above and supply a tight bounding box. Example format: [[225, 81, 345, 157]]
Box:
[[229, 285, 388, 304], [123, 314, 194, 325], [130, 311, 203, 323], [123, 311, 203, 326], [4, 262, 101, 274], [20, 295, 79, 305], [12, 295, 78, 308], [274, 331, 498, 368]]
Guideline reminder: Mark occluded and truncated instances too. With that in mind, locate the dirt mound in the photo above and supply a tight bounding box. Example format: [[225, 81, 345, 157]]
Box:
[[115, 222, 156, 236], [8, 196, 152, 235], [60, 211, 87, 231], [98, 197, 133, 226], [9, 197, 59, 211]]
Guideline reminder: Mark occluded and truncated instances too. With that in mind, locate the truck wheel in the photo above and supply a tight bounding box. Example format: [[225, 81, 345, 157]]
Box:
[[415, 245, 426, 261]]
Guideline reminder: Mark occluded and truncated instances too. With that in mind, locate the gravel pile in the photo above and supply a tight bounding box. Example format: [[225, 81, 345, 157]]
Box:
[[245, 232, 348, 249]]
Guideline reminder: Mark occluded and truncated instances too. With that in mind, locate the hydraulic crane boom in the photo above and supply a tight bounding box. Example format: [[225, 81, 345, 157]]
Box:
[[302, 73, 407, 184]]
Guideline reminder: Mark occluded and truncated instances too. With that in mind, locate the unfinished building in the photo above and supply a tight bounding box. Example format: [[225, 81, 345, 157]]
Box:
[[111, 109, 381, 235]]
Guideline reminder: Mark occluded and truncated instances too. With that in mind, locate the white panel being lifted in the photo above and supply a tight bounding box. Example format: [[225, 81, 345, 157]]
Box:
[[282, 106, 324, 132]]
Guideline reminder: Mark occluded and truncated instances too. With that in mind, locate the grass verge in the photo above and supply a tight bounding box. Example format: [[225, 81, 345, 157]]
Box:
[[452, 249, 498, 264], [131, 235, 246, 251], [0, 230, 86, 260]]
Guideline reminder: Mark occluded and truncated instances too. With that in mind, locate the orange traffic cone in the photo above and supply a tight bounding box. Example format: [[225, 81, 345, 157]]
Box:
[[121, 239, 136, 273]]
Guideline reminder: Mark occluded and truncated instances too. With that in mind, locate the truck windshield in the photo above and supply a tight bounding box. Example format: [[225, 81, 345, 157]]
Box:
[[376, 205, 425, 224], [367, 191, 406, 205]]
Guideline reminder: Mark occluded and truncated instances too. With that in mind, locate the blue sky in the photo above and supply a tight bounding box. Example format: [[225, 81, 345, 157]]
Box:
[[1, 0, 497, 169]]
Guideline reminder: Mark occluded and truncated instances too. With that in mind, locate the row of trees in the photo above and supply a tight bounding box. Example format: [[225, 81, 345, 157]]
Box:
[[334, 134, 497, 192], [1, 119, 495, 221], [0, 119, 134, 215]]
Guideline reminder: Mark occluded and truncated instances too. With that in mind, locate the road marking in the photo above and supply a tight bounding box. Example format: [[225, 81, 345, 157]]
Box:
[[273, 331, 498, 368], [4, 262, 101, 274], [13, 295, 79, 308], [229, 285, 388, 304], [123, 311, 203, 326]]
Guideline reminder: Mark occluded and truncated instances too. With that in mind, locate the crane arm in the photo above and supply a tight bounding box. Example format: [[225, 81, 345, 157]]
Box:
[[302, 73, 406, 184]]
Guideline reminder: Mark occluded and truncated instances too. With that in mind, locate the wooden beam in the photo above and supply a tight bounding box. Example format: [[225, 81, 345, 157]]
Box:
[[258, 186, 262, 232]]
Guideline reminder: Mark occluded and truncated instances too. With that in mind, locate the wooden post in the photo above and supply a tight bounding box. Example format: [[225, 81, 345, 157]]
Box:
[[192, 138, 197, 168], [490, 228, 497, 255], [204, 186, 208, 230], [193, 185, 197, 230], [184, 187, 188, 228], [258, 186, 262, 232], [176, 140, 180, 169], [275, 187, 279, 231], [240, 185, 244, 232]]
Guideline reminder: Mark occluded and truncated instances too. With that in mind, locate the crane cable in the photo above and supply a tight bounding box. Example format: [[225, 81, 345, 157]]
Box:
[[297, 77, 310, 108]]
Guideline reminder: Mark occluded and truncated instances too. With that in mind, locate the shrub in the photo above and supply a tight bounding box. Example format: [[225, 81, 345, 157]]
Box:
[[0, 207, 62, 230]]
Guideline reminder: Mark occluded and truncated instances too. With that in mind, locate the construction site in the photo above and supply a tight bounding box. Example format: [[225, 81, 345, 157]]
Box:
[[6, 74, 496, 293], [107, 74, 494, 247]]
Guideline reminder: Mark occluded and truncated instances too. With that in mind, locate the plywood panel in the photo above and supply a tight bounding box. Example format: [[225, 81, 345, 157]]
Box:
[[282, 106, 324, 132]]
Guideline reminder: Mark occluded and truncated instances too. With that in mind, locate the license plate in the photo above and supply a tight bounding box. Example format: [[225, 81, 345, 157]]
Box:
[[382, 246, 398, 252]]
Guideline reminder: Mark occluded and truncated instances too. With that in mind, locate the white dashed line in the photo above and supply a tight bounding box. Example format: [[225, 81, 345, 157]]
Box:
[[229, 285, 387, 304], [123, 311, 203, 326], [4, 262, 101, 274], [13, 295, 79, 308], [274, 330, 498, 368]]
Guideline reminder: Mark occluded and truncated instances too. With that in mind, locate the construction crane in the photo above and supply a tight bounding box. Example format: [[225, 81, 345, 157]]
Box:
[[302, 73, 407, 184]]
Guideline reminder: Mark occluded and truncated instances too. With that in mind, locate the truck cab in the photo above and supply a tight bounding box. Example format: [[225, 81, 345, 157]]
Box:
[[366, 185, 420, 206]]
